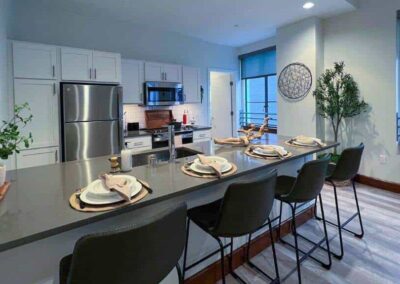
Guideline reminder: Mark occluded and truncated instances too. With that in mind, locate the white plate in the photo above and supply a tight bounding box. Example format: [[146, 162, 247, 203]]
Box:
[[252, 145, 287, 157], [292, 140, 318, 147], [80, 176, 142, 205], [87, 176, 134, 198], [190, 162, 232, 174], [193, 156, 228, 171]]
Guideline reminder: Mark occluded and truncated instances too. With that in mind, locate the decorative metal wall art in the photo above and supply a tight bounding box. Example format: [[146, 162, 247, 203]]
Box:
[[278, 63, 312, 100]]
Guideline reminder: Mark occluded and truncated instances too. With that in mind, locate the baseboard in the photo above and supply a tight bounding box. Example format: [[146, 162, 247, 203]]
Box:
[[185, 207, 314, 284], [355, 174, 400, 194]]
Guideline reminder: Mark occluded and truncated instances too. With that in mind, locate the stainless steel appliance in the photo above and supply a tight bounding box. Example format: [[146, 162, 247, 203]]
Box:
[[144, 82, 184, 106], [61, 83, 123, 162], [146, 127, 193, 149]]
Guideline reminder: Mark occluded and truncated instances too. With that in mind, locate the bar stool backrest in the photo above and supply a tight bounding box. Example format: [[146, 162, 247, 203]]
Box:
[[213, 169, 277, 237], [66, 203, 187, 284], [287, 157, 330, 203], [330, 143, 364, 181]]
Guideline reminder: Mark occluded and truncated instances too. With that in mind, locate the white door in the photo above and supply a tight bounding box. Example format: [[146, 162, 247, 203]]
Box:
[[121, 59, 144, 104], [14, 79, 59, 149], [183, 66, 200, 103], [13, 42, 57, 80], [210, 71, 233, 139], [144, 62, 163, 81], [16, 147, 59, 169], [163, 64, 182, 83], [61, 47, 93, 81], [93, 51, 121, 83]]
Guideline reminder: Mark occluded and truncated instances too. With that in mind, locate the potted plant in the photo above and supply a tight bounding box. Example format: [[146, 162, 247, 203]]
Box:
[[313, 62, 368, 161], [0, 103, 33, 186]]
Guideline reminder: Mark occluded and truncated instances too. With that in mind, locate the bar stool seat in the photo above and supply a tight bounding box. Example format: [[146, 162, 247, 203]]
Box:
[[187, 199, 222, 234]]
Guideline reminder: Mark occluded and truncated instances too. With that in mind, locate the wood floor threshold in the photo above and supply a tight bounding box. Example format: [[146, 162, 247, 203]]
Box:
[[185, 207, 314, 284], [355, 174, 400, 194]]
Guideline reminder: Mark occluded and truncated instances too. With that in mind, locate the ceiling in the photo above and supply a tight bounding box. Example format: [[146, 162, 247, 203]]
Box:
[[36, 0, 356, 47]]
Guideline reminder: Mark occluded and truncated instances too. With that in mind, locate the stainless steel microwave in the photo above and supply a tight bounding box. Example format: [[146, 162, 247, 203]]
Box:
[[144, 81, 184, 106]]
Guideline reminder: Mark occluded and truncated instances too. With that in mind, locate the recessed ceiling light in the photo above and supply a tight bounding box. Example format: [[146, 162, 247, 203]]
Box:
[[303, 2, 315, 9]]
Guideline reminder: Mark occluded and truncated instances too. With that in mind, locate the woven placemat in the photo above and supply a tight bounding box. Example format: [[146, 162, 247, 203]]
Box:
[[245, 148, 293, 160], [181, 163, 238, 179], [69, 180, 150, 212], [284, 140, 325, 148]]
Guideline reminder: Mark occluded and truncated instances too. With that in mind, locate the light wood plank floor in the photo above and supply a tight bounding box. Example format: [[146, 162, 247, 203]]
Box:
[[220, 183, 400, 283]]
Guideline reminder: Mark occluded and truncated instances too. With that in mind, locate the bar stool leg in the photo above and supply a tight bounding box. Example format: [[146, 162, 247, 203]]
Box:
[[268, 218, 280, 283], [332, 182, 344, 259], [182, 219, 191, 281], [175, 263, 184, 284], [352, 180, 365, 238], [277, 201, 283, 240], [290, 203, 302, 284], [319, 194, 332, 269], [214, 237, 226, 284]]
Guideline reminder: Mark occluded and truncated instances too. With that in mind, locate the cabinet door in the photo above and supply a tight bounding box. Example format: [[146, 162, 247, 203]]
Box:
[[182, 66, 200, 103], [144, 62, 163, 81], [16, 147, 59, 169], [61, 47, 93, 81], [13, 42, 57, 80], [93, 51, 121, 83], [121, 59, 144, 104], [163, 64, 182, 83], [14, 79, 59, 149]]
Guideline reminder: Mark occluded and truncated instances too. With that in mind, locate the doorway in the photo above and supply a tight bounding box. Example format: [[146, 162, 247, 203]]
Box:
[[209, 70, 235, 139]]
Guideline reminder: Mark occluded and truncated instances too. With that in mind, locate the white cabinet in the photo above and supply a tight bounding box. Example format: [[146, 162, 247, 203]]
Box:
[[13, 42, 57, 80], [16, 147, 59, 169], [144, 62, 182, 83], [182, 66, 201, 103], [93, 51, 121, 83], [60, 47, 121, 83], [14, 79, 59, 149], [194, 130, 212, 142], [125, 136, 152, 153], [61, 47, 93, 81], [121, 59, 144, 104]]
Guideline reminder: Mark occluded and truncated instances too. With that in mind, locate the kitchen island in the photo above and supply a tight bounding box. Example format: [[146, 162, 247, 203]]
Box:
[[0, 134, 336, 283]]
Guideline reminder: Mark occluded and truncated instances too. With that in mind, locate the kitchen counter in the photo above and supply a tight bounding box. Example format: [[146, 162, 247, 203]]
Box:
[[124, 130, 152, 138], [0, 134, 336, 253]]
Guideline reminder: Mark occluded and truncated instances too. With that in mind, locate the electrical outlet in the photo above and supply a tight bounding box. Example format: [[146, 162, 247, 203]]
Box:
[[379, 154, 388, 164]]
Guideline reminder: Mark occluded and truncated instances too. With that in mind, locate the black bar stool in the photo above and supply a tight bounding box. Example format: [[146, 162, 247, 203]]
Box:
[[275, 156, 332, 283], [59, 203, 187, 284], [315, 143, 365, 259], [182, 170, 279, 284]]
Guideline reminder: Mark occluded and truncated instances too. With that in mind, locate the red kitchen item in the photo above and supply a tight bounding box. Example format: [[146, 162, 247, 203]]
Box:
[[183, 110, 188, 125]]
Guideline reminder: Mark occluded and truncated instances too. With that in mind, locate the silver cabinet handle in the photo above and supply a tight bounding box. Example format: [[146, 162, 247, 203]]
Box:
[[165, 72, 167, 81], [161, 72, 164, 81], [89, 68, 92, 79], [55, 150, 58, 162], [94, 69, 97, 79], [53, 83, 56, 95], [133, 142, 144, 146], [199, 134, 206, 138]]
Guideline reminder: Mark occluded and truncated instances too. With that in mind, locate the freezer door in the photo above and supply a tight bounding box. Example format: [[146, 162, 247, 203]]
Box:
[[64, 121, 120, 162], [63, 84, 121, 122]]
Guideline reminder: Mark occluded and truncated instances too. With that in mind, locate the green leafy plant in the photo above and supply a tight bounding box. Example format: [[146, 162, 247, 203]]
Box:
[[313, 62, 368, 154], [0, 103, 33, 160]]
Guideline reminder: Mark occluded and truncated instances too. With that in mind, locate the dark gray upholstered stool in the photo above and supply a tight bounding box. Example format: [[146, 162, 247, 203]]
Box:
[[275, 157, 332, 284], [182, 170, 279, 284], [59, 203, 187, 284], [315, 143, 365, 260]]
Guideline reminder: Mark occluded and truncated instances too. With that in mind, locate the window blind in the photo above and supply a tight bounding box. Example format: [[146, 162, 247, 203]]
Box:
[[240, 47, 276, 79]]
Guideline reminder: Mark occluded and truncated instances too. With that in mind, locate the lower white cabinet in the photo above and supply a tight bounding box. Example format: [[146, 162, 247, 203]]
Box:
[[125, 136, 152, 153], [193, 130, 212, 142], [16, 147, 59, 169]]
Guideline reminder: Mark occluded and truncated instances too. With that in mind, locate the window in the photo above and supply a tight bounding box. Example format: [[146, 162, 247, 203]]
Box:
[[239, 47, 277, 131]]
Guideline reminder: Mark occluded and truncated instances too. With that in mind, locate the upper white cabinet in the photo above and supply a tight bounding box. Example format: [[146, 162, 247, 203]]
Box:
[[144, 62, 182, 83], [121, 59, 144, 104], [61, 47, 93, 81], [13, 42, 57, 80], [61, 47, 121, 83], [93, 51, 121, 83], [14, 79, 59, 149], [182, 66, 201, 103]]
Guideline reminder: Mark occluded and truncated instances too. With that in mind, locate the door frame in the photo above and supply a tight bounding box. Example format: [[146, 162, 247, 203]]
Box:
[[207, 68, 238, 137]]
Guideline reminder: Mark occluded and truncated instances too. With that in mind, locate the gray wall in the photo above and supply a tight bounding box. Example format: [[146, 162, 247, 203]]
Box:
[[0, 0, 9, 123]]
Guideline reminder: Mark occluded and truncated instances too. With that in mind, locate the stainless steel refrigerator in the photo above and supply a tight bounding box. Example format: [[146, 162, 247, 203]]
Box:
[[61, 83, 123, 162]]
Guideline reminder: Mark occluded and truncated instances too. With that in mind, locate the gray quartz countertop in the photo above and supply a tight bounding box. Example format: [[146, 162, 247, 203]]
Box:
[[124, 130, 152, 138], [0, 134, 337, 252]]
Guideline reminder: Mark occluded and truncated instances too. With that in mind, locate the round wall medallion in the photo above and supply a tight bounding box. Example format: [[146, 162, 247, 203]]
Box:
[[278, 63, 312, 100]]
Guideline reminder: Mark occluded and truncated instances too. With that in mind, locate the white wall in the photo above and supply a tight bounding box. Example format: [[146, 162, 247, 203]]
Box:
[[277, 17, 323, 137], [8, 0, 238, 126], [323, 0, 400, 183], [0, 0, 9, 123]]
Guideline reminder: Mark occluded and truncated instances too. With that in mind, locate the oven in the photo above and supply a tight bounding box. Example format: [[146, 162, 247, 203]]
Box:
[[144, 82, 184, 106], [151, 131, 193, 149]]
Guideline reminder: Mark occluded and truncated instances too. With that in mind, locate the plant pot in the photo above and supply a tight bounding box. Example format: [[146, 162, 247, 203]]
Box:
[[0, 163, 5, 187]]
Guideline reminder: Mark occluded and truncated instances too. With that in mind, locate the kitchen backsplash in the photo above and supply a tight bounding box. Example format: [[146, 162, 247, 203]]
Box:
[[123, 104, 206, 128]]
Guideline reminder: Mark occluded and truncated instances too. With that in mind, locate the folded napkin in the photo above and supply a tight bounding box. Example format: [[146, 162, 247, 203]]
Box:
[[291, 135, 326, 147], [197, 154, 222, 178], [99, 173, 131, 201], [251, 145, 287, 158]]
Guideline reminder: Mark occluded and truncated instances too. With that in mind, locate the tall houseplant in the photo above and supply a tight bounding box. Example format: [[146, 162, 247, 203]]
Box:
[[313, 62, 368, 155], [0, 103, 33, 185]]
